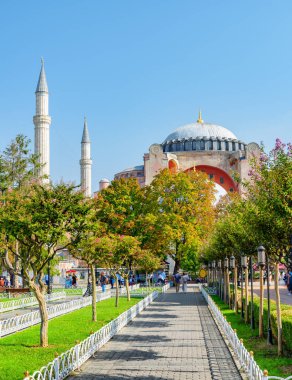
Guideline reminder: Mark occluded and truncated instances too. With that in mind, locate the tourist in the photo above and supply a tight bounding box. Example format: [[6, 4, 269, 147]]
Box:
[[72, 273, 77, 288], [181, 272, 190, 293], [100, 272, 108, 292], [288, 272, 292, 295], [158, 271, 166, 285], [173, 272, 181, 293], [109, 275, 115, 289]]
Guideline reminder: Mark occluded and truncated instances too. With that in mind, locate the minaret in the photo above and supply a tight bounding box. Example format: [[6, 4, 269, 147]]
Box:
[[33, 58, 51, 182], [80, 117, 92, 197]]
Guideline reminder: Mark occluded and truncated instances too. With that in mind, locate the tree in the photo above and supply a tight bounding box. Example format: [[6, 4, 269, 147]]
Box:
[[69, 215, 107, 322], [0, 135, 41, 285], [114, 235, 142, 301], [0, 134, 41, 190], [143, 169, 216, 274], [0, 183, 90, 347], [95, 178, 144, 237], [136, 250, 162, 286], [243, 139, 292, 355]]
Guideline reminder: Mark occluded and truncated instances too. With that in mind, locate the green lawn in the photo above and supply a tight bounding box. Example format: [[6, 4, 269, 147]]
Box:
[[0, 298, 10, 302], [211, 295, 292, 377], [0, 297, 142, 380]]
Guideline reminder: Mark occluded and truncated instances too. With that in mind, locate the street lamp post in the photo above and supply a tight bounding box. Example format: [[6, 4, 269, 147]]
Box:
[[257, 245, 265, 338], [208, 262, 212, 286], [240, 254, 247, 319], [212, 260, 216, 290], [230, 255, 235, 310], [224, 257, 229, 304], [217, 260, 222, 298], [249, 256, 255, 329], [242, 254, 249, 323]]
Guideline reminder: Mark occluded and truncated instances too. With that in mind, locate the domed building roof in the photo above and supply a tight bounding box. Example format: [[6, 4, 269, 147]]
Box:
[[163, 112, 237, 142], [162, 112, 245, 154]]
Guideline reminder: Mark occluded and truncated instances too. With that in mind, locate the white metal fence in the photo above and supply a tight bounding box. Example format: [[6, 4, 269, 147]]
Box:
[[0, 291, 111, 337], [24, 291, 159, 380], [201, 287, 292, 380], [0, 291, 66, 313]]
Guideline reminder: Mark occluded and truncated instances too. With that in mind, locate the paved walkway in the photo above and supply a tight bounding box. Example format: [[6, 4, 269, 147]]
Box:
[[252, 284, 292, 306], [68, 288, 242, 380]]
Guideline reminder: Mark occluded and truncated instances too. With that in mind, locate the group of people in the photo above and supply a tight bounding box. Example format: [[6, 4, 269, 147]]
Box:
[[0, 276, 10, 287], [284, 271, 292, 295], [173, 272, 190, 293], [65, 273, 77, 288]]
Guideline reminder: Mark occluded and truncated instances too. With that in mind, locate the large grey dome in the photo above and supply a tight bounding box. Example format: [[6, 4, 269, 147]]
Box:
[[162, 115, 245, 154], [164, 122, 237, 142]]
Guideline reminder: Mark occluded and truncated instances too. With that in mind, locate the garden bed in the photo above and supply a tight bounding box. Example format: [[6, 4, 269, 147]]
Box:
[[211, 294, 292, 377]]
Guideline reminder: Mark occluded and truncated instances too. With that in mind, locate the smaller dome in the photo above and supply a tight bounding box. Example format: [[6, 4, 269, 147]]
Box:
[[99, 178, 110, 183]]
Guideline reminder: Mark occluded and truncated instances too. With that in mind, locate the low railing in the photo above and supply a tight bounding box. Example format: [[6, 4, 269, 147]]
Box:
[[53, 287, 87, 296], [24, 291, 158, 380], [117, 283, 140, 295], [0, 292, 111, 337], [0, 291, 66, 313], [201, 287, 291, 380]]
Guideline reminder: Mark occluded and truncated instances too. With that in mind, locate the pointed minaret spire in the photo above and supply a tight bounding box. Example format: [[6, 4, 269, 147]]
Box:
[[36, 58, 48, 93], [33, 59, 51, 183], [81, 117, 90, 143], [197, 110, 204, 124], [80, 117, 92, 197]]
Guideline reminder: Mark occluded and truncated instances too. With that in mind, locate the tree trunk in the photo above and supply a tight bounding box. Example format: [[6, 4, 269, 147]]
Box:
[[259, 266, 264, 338], [173, 258, 180, 275], [125, 277, 130, 301], [115, 274, 119, 307], [90, 264, 97, 322], [31, 283, 49, 347], [234, 266, 238, 313], [274, 262, 283, 356], [14, 246, 20, 288], [224, 269, 227, 303], [245, 267, 249, 323]]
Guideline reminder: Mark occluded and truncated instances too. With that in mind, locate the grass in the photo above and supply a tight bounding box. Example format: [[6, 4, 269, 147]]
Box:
[[0, 298, 10, 302], [0, 297, 142, 380], [211, 295, 292, 377]]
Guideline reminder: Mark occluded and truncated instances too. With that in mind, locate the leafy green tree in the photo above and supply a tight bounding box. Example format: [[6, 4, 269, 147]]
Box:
[[243, 139, 292, 355], [69, 214, 108, 322], [0, 134, 41, 190], [0, 135, 42, 283], [0, 183, 90, 347], [143, 169, 216, 274], [95, 178, 144, 237]]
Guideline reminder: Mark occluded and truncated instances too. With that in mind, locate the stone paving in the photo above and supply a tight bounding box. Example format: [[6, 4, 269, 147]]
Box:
[[68, 288, 242, 380]]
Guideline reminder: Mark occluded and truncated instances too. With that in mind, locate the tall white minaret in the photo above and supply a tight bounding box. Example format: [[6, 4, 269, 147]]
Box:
[[80, 117, 92, 197], [33, 59, 51, 182]]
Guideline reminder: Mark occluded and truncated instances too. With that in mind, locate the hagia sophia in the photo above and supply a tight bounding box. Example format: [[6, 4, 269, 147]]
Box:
[[112, 111, 260, 195], [32, 59, 261, 201]]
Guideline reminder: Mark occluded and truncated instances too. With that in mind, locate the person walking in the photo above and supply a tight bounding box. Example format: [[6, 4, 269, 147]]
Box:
[[288, 272, 292, 295], [72, 273, 77, 288], [100, 272, 108, 292], [181, 272, 190, 293], [173, 272, 181, 293]]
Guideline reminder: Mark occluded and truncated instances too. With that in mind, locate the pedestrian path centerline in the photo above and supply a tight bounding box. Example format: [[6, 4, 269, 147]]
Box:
[[67, 288, 242, 380]]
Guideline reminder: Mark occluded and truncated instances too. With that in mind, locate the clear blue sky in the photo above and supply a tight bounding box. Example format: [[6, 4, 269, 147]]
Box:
[[0, 1, 291, 190]]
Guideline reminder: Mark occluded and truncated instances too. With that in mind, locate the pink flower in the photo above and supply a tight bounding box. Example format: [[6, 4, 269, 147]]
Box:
[[274, 138, 286, 151]]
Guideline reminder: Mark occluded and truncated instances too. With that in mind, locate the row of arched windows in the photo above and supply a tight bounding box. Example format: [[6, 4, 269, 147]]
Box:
[[163, 139, 246, 153]]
